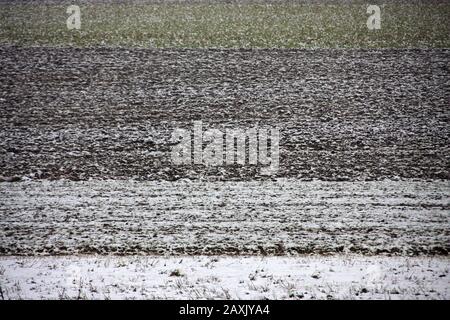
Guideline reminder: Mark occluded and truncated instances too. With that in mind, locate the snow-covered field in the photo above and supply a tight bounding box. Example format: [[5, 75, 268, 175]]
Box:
[[1, 179, 448, 299], [0, 1, 448, 301], [0, 255, 448, 300], [1, 179, 449, 256]]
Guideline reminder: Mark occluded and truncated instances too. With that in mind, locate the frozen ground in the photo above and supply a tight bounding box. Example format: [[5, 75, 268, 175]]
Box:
[[0, 179, 448, 256], [0, 2, 449, 301], [0, 255, 448, 299]]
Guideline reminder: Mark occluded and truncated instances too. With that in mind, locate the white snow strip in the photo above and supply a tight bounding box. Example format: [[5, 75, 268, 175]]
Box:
[[0, 255, 448, 300], [1, 179, 449, 255]]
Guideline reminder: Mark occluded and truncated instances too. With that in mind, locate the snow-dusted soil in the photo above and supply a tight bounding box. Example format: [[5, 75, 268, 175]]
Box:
[[0, 179, 448, 256], [1, 47, 449, 181], [0, 255, 448, 300]]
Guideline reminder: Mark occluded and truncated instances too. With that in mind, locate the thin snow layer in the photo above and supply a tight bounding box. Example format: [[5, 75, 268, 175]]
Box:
[[0, 179, 448, 255], [1, 48, 449, 181], [0, 255, 448, 300]]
